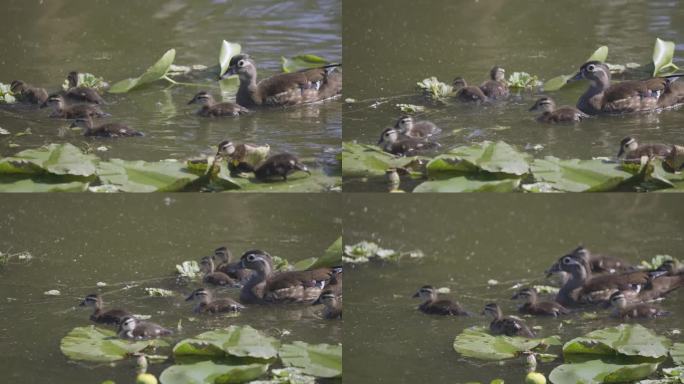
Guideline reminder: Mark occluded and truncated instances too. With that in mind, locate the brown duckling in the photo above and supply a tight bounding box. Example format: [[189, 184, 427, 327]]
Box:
[[617, 136, 672, 161], [223, 54, 342, 107], [412, 285, 470, 316], [215, 140, 270, 175], [70, 117, 143, 138], [547, 246, 632, 276], [479, 66, 509, 99], [211, 246, 253, 283], [187, 91, 250, 117], [64, 71, 105, 104], [200, 256, 238, 286], [377, 128, 439, 157], [254, 153, 310, 181], [10, 80, 48, 105], [511, 288, 569, 317], [482, 303, 535, 338], [657, 76, 684, 108], [79, 294, 131, 325], [453, 77, 488, 103], [608, 291, 669, 319], [42, 94, 108, 119], [185, 288, 245, 314], [394, 115, 441, 138], [529, 97, 588, 123], [117, 316, 172, 340], [313, 289, 342, 319]]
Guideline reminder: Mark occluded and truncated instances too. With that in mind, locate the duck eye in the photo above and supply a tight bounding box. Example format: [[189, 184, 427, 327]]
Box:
[[247, 254, 256, 261], [562, 257, 572, 265], [587, 64, 595, 72], [238, 60, 245, 67]]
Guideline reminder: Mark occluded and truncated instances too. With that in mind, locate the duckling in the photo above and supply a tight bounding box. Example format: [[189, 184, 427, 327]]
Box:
[[200, 256, 238, 286], [10, 80, 48, 105], [313, 289, 342, 319], [617, 136, 672, 161], [529, 97, 588, 123], [608, 291, 669, 319], [511, 288, 569, 317], [211, 246, 253, 283], [254, 153, 310, 181], [64, 71, 105, 104], [185, 288, 244, 314], [187, 91, 250, 117], [482, 303, 536, 338], [42, 94, 108, 119], [215, 140, 270, 175], [70, 117, 143, 138], [79, 294, 131, 325], [394, 115, 441, 138], [117, 316, 172, 340], [377, 128, 439, 156], [479, 66, 509, 99], [546, 246, 632, 276], [453, 77, 488, 103], [223, 54, 342, 107], [326, 267, 343, 297], [412, 285, 470, 316]]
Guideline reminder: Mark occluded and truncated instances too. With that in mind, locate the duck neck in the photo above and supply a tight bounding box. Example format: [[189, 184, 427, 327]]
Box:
[[526, 292, 538, 305], [557, 266, 587, 305], [577, 79, 608, 115], [241, 264, 270, 303], [237, 73, 258, 107]]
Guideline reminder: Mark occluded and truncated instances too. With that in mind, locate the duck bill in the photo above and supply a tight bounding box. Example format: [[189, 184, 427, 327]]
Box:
[[78, 300, 86, 306], [220, 67, 238, 80], [411, 292, 420, 298], [567, 72, 583, 83], [545, 262, 561, 277], [616, 148, 625, 158], [185, 294, 194, 301]]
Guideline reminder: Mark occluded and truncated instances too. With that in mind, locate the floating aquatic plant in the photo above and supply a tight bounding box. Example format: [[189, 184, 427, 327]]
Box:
[[507, 72, 543, 89], [62, 72, 108, 91], [416, 76, 454, 101], [396, 103, 426, 113], [281, 54, 329, 73], [0, 82, 16, 104], [343, 240, 423, 264]]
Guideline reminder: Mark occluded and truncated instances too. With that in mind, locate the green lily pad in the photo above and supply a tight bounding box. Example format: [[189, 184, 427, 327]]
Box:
[[248, 367, 316, 384], [563, 324, 671, 359], [109, 49, 176, 93], [530, 157, 634, 192], [219, 40, 242, 78], [453, 327, 561, 361], [159, 361, 268, 384], [426, 141, 531, 177], [173, 326, 280, 360], [652, 38, 680, 76], [414, 177, 519, 192], [0, 143, 98, 177], [96, 159, 199, 192], [230, 169, 339, 193], [0, 177, 89, 192], [278, 341, 342, 378], [281, 55, 329, 73], [671, 343, 684, 366], [309, 236, 342, 269], [60, 326, 168, 362], [342, 142, 420, 178], [588, 46, 610, 62], [0, 82, 16, 104], [549, 360, 660, 384], [543, 46, 608, 91]]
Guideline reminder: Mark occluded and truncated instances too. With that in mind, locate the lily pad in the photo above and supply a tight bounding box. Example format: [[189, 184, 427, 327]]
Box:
[[278, 341, 342, 378], [173, 326, 280, 360], [230, 169, 339, 193], [426, 141, 531, 177], [0, 177, 89, 192], [281, 55, 329, 73], [414, 177, 519, 192], [109, 49, 176, 93], [96, 159, 199, 192], [219, 40, 242, 78], [248, 367, 316, 384], [453, 327, 561, 361], [671, 343, 684, 366], [159, 361, 268, 384], [543, 46, 608, 91], [530, 157, 634, 192], [563, 324, 671, 359], [342, 142, 420, 178], [549, 360, 660, 384], [308, 236, 342, 269], [60, 326, 167, 362], [652, 38, 680, 76], [0, 143, 98, 177]]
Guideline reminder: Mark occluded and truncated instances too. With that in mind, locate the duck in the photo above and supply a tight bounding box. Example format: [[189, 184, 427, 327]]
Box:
[[511, 287, 569, 317], [199, 256, 238, 286], [237, 249, 332, 304], [223, 54, 342, 107], [211, 246, 253, 283], [79, 294, 131, 325], [569, 61, 684, 115], [377, 128, 439, 156], [313, 289, 342, 319], [187, 91, 250, 117], [608, 291, 669, 319], [326, 267, 343, 297], [10, 80, 48, 105], [41, 94, 108, 119], [70, 117, 143, 138], [479, 66, 509, 99], [482, 303, 536, 338], [617, 136, 672, 161], [117, 316, 172, 340], [63, 71, 105, 104], [412, 285, 470, 316], [394, 115, 441, 138], [657, 76, 684, 108], [185, 288, 245, 314], [546, 246, 632, 276], [254, 153, 310, 181], [529, 97, 588, 123], [453, 77, 488, 103], [215, 140, 270, 175]]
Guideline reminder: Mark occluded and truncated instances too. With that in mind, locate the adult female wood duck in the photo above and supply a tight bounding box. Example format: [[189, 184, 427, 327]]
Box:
[[569, 61, 684, 114], [187, 91, 250, 117], [185, 288, 245, 314], [480, 66, 509, 99], [412, 285, 470, 316], [546, 246, 632, 276], [79, 294, 131, 325], [608, 291, 669, 319], [482, 303, 535, 338], [617, 136, 672, 161], [237, 249, 332, 304], [117, 316, 172, 340], [211, 246, 253, 283], [529, 97, 588, 123], [254, 153, 310, 181], [511, 288, 569, 317], [222, 54, 342, 107], [70, 117, 143, 138], [64, 71, 105, 104], [200, 256, 238, 286], [326, 267, 343, 297], [313, 289, 342, 319], [10, 80, 48, 105], [377, 128, 439, 156], [215, 140, 270, 175], [394, 116, 441, 138], [453, 77, 488, 103], [42, 94, 108, 119]]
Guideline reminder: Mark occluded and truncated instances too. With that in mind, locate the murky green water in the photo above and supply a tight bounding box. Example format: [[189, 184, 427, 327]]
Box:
[[0, 0, 341, 175], [343, 194, 684, 383], [342, 0, 684, 191], [0, 194, 341, 383]]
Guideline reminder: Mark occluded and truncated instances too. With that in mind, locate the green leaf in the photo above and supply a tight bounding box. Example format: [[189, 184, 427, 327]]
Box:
[[563, 324, 671, 359], [219, 40, 242, 77], [652, 38, 680, 76], [507, 72, 542, 89], [281, 55, 328, 73], [60, 326, 167, 362], [671, 343, 684, 366], [414, 177, 519, 192], [588, 46, 609, 62], [0, 177, 89, 192], [426, 141, 531, 178], [109, 49, 176, 93], [0, 82, 17, 104], [416, 76, 454, 101], [96, 159, 199, 192], [278, 341, 342, 378], [229, 169, 339, 193], [341, 142, 420, 178], [549, 360, 660, 384], [249, 367, 317, 384], [159, 361, 268, 384], [530, 157, 634, 192], [543, 46, 607, 91], [309, 236, 342, 269], [453, 327, 561, 361], [0, 143, 98, 177], [173, 326, 280, 360]]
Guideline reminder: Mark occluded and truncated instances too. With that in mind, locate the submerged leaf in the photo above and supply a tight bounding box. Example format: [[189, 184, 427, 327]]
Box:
[[173, 326, 280, 360], [279, 341, 342, 378], [159, 361, 268, 384], [60, 326, 167, 362], [109, 49, 176, 93], [453, 327, 561, 361], [281, 55, 329, 73], [549, 360, 660, 384]]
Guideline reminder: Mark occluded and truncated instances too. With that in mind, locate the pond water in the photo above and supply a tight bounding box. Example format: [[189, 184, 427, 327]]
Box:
[[343, 194, 684, 383], [0, 0, 341, 178], [0, 194, 342, 383], [342, 0, 684, 191]]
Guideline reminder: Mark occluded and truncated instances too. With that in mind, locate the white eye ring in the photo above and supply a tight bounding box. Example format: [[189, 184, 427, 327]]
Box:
[[238, 60, 245, 67], [587, 65, 595, 71], [562, 257, 572, 265], [247, 254, 256, 261]]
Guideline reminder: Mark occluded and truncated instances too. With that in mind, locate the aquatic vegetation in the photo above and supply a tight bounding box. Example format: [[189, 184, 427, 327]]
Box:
[[219, 40, 242, 78], [416, 76, 454, 101], [343, 240, 423, 264], [396, 103, 426, 113], [173, 326, 281, 359], [109, 49, 177, 93], [144, 288, 175, 297], [507, 72, 543, 89], [159, 361, 269, 384], [62, 72, 108, 91], [175, 260, 201, 280], [279, 341, 342, 378], [281, 54, 329, 73], [0, 82, 16, 104], [452, 327, 561, 361], [249, 367, 317, 384], [652, 38, 680, 76], [543, 46, 608, 92], [60, 326, 169, 362]]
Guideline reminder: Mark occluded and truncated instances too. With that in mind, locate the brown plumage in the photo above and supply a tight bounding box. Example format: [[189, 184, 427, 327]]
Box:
[[413, 285, 470, 316], [254, 153, 310, 181], [79, 294, 131, 325], [215, 140, 270, 175], [546, 246, 632, 276], [394, 115, 441, 138], [187, 91, 250, 117], [64, 71, 105, 104], [10, 80, 48, 105], [200, 256, 238, 286], [617, 136, 672, 161], [313, 289, 342, 319], [185, 288, 245, 314], [118, 316, 172, 340], [70, 117, 143, 138], [483, 303, 535, 338], [42, 94, 108, 119], [211, 246, 253, 283], [377, 128, 439, 156], [609, 291, 669, 319], [479, 66, 509, 99], [529, 97, 588, 123], [453, 77, 488, 103], [511, 288, 569, 317]]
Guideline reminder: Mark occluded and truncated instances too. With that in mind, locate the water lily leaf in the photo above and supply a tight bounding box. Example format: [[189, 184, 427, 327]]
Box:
[[96, 159, 199, 192], [530, 157, 634, 192], [0, 177, 89, 192], [414, 177, 519, 192], [159, 361, 268, 384], [219, 40, 241, 78], [588, 46, 609, 62], [173, 326, 280, 360], [671, 343, 684, 366], [109, 49, 176, 93], [308, 236, 342, 269], [549, 360, 660, 384], [0, 143, 98, 177], [652, 38, 680, 76], [249, 367, 317, 384], [507, 72, 542, 89], [453, 327, 561, 361], [278, 341, 341, 378], [0, 82, 16, 104], [281, 55, 328, 73], [563, 324, 671, 359], [342, 142, 420, 178], [229, 169, 339, 193], [426, 141, 531, 177], [543, 46, 608, 91], [60, 326, 168, 362]]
